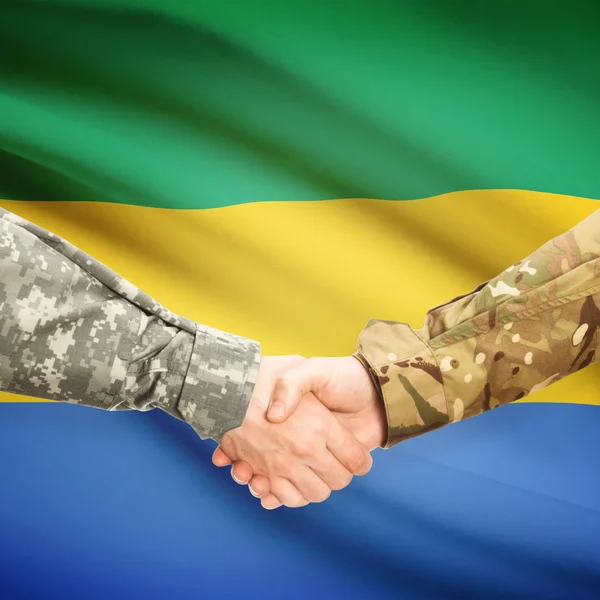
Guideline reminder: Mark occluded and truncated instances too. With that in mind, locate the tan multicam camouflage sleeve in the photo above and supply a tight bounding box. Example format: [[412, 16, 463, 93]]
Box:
[[0, 208, 260, 442], [356, 209, 600, 448]]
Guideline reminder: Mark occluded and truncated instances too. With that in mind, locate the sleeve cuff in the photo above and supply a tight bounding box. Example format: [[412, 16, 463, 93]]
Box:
[[177, 324, 260, 442], [356, 319, 448, 448]]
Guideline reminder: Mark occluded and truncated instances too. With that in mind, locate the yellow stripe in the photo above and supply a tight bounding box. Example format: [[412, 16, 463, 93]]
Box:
[[1, 190, 599, 406]]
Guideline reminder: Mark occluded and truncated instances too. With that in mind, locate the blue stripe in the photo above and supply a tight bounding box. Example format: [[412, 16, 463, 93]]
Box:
[[0, 402, 598, 599]]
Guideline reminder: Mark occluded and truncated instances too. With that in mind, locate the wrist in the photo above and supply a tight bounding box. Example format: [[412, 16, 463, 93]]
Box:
[[178, 325, 260, 442], [349, 355, 387, 450]]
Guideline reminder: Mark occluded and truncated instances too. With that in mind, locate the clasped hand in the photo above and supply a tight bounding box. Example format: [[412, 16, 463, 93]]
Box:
[[212, 355, 386, 510]]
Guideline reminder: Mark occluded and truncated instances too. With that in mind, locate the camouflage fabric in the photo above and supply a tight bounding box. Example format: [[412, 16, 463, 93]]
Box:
[[357, 209, 600, 448], [0, 208, 260, 441]]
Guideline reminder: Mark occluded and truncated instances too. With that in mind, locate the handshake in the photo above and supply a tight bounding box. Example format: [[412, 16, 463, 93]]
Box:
[[212, 355, 387, 510]]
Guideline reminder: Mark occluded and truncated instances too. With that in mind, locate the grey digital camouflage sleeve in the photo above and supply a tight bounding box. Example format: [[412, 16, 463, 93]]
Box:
[[0, 208, 260, 441]]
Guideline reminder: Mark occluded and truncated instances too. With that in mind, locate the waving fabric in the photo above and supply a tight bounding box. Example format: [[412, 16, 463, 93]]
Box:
[[0, 2, 599, 598]]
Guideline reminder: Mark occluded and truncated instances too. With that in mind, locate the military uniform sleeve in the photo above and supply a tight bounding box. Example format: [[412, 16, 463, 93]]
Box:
[[0, 208, 260, 442], [356, 209, 600, 448]]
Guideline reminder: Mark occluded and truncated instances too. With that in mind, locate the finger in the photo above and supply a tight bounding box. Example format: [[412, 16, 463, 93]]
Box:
[[248, 474, 271, 498], [268, 359, 329, 423], [286, 467, 331, 504], [212, 447, 233, 467], [326, 420, 373, 477], [230, 461, 254, 485], [261, 494, 283, 510], [310, 454, 353, 491], [268, 476, 309, 509]]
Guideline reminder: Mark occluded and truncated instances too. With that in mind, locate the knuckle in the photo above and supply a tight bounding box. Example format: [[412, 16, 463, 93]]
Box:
[[271, 454, 290, 474], [251, 479, 269, 496], [273, 375, 289, 393], [273, 375, 298, 400], [347, 449, 369, 474], [329, 471, 352, 491], [288, 437, 304, 456], [312, 487, 331, 503], [313, 456, 331, 473], [285, 496, 308, 509], [291, 438, 316, 459], [361, 453, 374, 474], [218, 437, 236, 458], [339, 470, 353, 489], [262, 495, 282, 510]]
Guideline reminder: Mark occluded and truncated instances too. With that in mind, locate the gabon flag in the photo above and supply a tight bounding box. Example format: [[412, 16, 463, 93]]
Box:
[[1, 2, 599, 599]]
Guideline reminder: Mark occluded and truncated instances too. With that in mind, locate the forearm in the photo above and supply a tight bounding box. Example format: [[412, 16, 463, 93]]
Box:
[[0, 208, 260, 441], [357, 209, 600, 447]]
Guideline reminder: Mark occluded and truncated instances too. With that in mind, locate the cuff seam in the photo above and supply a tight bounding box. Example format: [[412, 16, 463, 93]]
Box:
[[178, 324, 260, 441], [357, 320, 447, 448]]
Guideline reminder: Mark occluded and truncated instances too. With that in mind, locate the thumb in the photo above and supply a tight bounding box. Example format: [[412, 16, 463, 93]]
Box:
[[267, 359, 328, 423]]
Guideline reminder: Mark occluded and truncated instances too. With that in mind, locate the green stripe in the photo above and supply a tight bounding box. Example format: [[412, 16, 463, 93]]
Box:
[[1, 0, 599, 209]]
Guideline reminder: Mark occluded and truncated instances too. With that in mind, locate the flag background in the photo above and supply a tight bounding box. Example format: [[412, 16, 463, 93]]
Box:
[[1, 1, 599, 598]]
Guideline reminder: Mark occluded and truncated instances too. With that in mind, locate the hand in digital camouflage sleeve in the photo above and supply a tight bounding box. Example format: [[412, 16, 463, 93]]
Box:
[[213, 356, 386, 509], [0, 207, 372, 502]]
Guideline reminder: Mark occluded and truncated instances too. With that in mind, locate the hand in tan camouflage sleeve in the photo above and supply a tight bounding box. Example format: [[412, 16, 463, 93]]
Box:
[[213, 356, 386, 509], [213, 356, 376, 508], [218, 209, 600, 508]]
